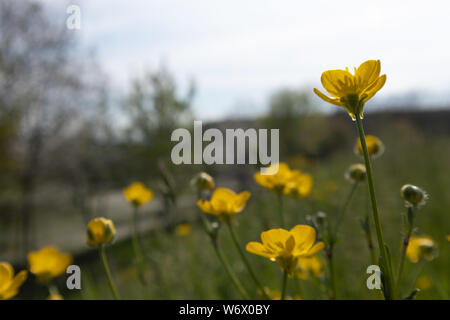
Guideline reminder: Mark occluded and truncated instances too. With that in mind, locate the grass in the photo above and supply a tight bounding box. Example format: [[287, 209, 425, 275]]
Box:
[[6, 117, 450, 300]]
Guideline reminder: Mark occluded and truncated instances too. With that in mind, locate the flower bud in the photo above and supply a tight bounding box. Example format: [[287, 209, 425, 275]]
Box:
[[345, 164, 366, 183], [87, 217, 116, 247], [191, 172, 215, 191], [355, 135, 385, 158], [315, 212, 327, 226], [400, 184, 427, 207]]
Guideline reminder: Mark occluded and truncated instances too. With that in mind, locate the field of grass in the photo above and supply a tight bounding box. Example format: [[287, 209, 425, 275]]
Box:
[[13, 117, 448, 300]]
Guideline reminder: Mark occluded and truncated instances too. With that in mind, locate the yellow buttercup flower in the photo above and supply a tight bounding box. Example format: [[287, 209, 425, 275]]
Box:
[[246, 225, 325, 275], [47, 293, 63, 300], [415, 275, 432, 291], [447, 235, 450, 242], [259, 287, 302, 300], [28, 247, 72, 283], [314, 60, 386, 120], [284, 172, 313, 198], [255, 163, 313, 198], [355, 135, 384, 158], [191, 172, 215, 191], [406, 236, 438, 263], [123, 182, 154, 207], [176, 223, 191, 236], [197, 188, 250, 222], [296, 255, 324, 280], [87, 217, 116, 247], [0, 262, 27, 300]]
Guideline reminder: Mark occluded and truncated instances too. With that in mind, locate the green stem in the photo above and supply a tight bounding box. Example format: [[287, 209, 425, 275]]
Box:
[[395, 206, 414, 294], [334, 182, 358, 233], [226, 222, 269, 299], [277, 193, 286, 228], [326, 249, 337, 300], [363, 191, 377, 265], [355, 114, 394, 300], [281, 270, 288, 300], [324, 182, 358, 300], [366, 232, 377, 266], [99, 245, 120, 300], [212, 242, 250, 299], [132, 206, 147, 284], [196, 192, 250, 300]]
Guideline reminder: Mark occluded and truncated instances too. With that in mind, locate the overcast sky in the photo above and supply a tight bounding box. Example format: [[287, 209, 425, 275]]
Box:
[[53, 0, 450, 120]]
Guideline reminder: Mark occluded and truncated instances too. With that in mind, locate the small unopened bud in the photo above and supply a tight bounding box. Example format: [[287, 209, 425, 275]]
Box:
[[87, 217, 116, 247], [204, 221, 220, 241], [191, 172, 215, 191], [315, 211, 327, 226], [345, 164, 366, 183], [401, 184, 428, 207]]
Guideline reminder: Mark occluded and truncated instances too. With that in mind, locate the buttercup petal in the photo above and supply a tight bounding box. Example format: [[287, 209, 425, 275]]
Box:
[[361, 74, 386, 103], [306, 242, 325, 256], [290, 225, 316, 253], [355, 60, 381, 90], [321, 69, 356, 98], [313, 88, 344, 107], [246, 242, 275, 259]]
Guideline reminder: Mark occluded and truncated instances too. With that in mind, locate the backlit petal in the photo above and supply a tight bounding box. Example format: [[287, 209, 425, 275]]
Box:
[[355, 60, 381, 91]]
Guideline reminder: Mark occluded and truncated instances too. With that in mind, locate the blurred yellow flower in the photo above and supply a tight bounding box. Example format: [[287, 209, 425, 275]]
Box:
[[447, 235, 450, 242], [191, 172, 215, 191], [87, 217, 116, 247], [47, 293, 63, 300], [259, 287, 302, 300], [197, 188, 250, 222], [314, 60, 386, 120], [415, 275, 432, 291], [406, 236, 438, 263], [296, 255, 324, 280], [123, 182, 154, 207], [284, 172, 313, 198], [28, 247, 72, 282], [176, 223, 191, 236], [0, 262, 27, 300], [355, 135, 385, 158], [246, 225, 324, 275], [254, 163, 313, 198]]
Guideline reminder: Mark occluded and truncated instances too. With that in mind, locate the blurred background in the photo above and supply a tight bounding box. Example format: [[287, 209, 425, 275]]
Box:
[[0, 0, 449, 299]]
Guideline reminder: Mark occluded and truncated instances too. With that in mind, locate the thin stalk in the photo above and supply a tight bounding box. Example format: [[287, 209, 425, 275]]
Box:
[[132, 206, 147, 284], [355, 114, 394, 299], [366, 231, 377, 265], [212, 242, 250, 299], [277, 193, 286, 228], [196, 191, 250, 299], [281, 270, 288, 300], [334, 182, 358, 233], [325, 181, 358, 300], [99, 245, 120, 300], [326, 248, 336, 300], [395, 206, 414, 294], [363, 190, 377, 265], [226, 222, 269, 299]]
